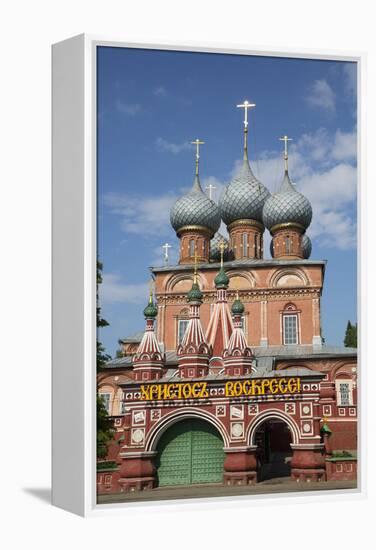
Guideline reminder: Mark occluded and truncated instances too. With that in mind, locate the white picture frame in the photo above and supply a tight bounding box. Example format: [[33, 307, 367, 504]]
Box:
[[52, 34, 365, 517]]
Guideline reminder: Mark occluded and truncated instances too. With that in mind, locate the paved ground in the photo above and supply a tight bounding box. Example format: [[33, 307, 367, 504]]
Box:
[[97, 478, 357, 505]]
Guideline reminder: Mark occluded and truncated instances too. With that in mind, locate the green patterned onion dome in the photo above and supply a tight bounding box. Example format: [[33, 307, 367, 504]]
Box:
[[187, 280, 203, 303], [170, 175, 221, 235], [270, 233, 312, 259], [263, 171, 312, 231], [143, 298, 158, 318], [231, 296, 245, 315], [214, 267, 229, 288], [210, 232, 229, 261], [219, 159, 270, 225]]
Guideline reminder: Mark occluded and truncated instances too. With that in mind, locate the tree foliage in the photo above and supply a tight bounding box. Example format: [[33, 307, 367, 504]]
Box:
[[97, 394, 115, 460], [97, 260, 111, 370], [344, 320, 357, 348]]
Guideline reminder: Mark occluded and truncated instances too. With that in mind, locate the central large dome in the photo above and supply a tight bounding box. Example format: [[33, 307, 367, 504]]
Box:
[[219, 159, 270, 226], [170, 175, 221, 235]]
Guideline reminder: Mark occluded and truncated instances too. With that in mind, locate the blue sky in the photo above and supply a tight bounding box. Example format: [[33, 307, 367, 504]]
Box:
[[97, 47, 357, 356]]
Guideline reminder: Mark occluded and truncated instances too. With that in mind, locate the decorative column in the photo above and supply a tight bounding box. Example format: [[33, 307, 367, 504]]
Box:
[[223, 446, 258, 486], [312, 297, 322, 347], [205, 240, 234, 356], [290, 444, 326, 482], [133, 286, 164, 381], [177, 254, 211, 378], [260, 299, 268, 347], [118, 452, 157, 492], [223, 292, 253, 376]]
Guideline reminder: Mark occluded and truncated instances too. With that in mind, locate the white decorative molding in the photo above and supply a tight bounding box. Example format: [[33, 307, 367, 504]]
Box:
[[230, 422, 244, 439], [230, 404, 244, 420]]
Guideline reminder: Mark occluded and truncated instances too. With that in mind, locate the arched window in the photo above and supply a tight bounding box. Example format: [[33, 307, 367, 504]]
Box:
[[242, 233, 248, 258], [285, 236, 291, 254], [254, 234, 258, 258], [281, 303, 300, 345]]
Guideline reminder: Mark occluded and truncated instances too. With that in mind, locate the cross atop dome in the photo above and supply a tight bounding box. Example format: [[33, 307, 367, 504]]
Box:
[[237, 100, 256, 160], [191, 138, 205, 177], [279, 135, 292, 172]]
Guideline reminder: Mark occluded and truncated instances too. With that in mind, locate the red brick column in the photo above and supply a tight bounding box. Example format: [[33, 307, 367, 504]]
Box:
[[118, 452, 157, 492], [290, 444, 326, 482], [223, 446, 258, 486]]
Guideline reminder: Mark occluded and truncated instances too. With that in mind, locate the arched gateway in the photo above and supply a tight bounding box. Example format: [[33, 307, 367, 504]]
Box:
[[155, 419, 225, 487]]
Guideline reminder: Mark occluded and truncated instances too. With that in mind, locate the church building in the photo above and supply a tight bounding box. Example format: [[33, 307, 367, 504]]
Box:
[[97, 101, 357, 495]]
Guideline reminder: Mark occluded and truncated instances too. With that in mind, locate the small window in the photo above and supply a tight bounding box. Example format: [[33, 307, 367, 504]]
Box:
[[336, 380, 353, 406], [189, 239, 195, 258], [285, 236, 291, 254], [99, 392, 111, 414], [242, 233, 248, 257], [178, 319, 189, 344], [283, 314, 298, 345], [254, 234, 258, 258]]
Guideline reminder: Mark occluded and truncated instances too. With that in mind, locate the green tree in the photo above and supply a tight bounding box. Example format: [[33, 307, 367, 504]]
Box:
[[344, 320, 357, 348], [97, 394, 115, 460], [97, 260, 111, 370]]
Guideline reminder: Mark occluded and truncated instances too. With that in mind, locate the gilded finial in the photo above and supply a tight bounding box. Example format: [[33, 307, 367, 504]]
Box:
[[149, 279, 154, 303], [193, 247, 198, 284], [237, 100, 256, 160], [279, 135, 292, 172], [191, 138, 205, 178], [219, 238, 226, 268]]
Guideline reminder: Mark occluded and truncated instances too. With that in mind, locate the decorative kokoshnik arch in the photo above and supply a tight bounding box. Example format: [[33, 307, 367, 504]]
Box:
[[145, 407, 230, 451], [247, 408, 300, 446]]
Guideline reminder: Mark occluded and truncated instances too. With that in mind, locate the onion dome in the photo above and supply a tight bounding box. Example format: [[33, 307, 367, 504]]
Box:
[[263, 136, 312, 232], [219, 100, 270, 226], [214, 266, 229, 289], [302, 234, 312, 259], [231, 294, 245, 315], [263, 170, 312, 231], [143, 291, 158, 318], [210, 232, 229, 261], [219, 160, 270, 225], [170, 139, 221, 235], [187, 280, 203, 303]]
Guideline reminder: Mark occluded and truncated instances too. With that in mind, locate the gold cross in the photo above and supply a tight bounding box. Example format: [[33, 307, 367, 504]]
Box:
[[236, 100, 256, 128], [191, 138, 205, 158], [279, 135, 292, 171], [191, 139, 205, 176]]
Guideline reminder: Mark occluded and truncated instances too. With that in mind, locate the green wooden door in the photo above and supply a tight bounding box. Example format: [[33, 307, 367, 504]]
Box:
[[156, 419, 224, 487]]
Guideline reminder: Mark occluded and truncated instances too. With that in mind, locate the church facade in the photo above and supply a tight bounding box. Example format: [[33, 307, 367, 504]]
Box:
[[97, 103, 357, 496]]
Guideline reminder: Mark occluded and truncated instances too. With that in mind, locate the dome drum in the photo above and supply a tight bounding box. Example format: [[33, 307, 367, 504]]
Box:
[[228, 220, 264, 260], [271, 228, 304, 260], [269, 221, 306, 236], [179, 229, 211, 264]]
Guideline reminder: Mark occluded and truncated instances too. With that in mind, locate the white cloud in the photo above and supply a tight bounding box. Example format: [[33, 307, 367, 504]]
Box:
[[306, 79, 336, 112], [105, 127, 356, 252], [252, 128, 357, 250], [332, 129, 357, 161], [115, 100, 142, 116], [155, 137, 191, 154], [104, 191, 177, 236], [101, 273, 148, 305], [153, 86, 168, 97]]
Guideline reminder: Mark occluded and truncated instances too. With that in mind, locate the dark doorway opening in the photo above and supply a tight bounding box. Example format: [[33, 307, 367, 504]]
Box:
[[255, 419, 293, 481]]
